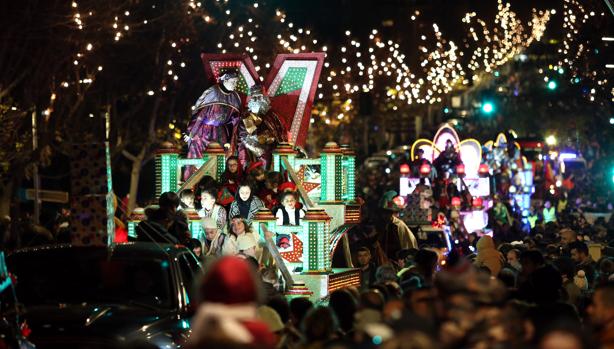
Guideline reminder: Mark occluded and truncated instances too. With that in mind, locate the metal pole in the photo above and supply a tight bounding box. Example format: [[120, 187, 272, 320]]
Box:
[[104, 105, 111, 141], [31, 110, 40, 224]]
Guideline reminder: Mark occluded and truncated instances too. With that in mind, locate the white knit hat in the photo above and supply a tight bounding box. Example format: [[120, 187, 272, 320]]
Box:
[[201, 217, 217, 230]]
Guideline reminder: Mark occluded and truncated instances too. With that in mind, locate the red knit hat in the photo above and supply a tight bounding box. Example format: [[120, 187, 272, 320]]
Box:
[[278, 181, 297, 192], [199, 257, 258, 304], [217, 187, 235, 206], [246, 161, 264, 175]]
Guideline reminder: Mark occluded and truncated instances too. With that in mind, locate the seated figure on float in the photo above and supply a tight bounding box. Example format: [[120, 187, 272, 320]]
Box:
[[433, 140, 463, 181], [183, 70, 242, 180], [238, 84, 288, 169], [405, 124, 490, 239], [484, 132, 534, 228], [128, 52, 362, 301]]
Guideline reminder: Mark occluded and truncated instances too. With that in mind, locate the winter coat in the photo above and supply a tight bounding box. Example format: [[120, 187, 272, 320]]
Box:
[[229, 196, 264, 224], [475, 235, 504, 276]]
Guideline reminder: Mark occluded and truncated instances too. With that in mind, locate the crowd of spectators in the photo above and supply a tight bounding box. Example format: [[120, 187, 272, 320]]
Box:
[[1, 131, 613, 349], [185, 224, 614, 349]]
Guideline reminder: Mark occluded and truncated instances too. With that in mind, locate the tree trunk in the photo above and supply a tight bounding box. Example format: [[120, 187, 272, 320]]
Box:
[[126, 147, 147, 216], [125, 93, 161, 216], [0, 181, 13, 217]]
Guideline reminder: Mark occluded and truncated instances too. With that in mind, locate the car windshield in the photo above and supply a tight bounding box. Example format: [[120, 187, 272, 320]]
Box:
[[8, 249, 173, 309]]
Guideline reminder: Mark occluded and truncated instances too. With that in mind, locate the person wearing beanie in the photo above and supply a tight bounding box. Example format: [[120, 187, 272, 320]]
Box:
[[202, 217, 227, 257], [403, 249, 439, 286], [257, 305, 285, 333], [278, 182, 297, 194], [474, 235, 505, 276], [187, 257, 276, 348], [245, 161, 267, 194], [569, 240, 597, 288], [574, 270, 589, 291], [375, 191, 418, 262], [237, 232, 258, 259], [255, 171, 281, 209], [258, 302, 305, 349]]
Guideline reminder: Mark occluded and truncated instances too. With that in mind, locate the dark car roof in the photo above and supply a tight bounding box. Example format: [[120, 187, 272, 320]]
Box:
[[9, 242, 191, 260]]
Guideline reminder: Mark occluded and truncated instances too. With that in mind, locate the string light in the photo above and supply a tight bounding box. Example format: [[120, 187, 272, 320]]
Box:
[[558, 0, 611, 103], [34, 0, 558, 132]]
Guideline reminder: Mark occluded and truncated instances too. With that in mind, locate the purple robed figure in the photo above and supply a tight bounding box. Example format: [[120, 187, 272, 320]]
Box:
[[184, 71, 242, 180]]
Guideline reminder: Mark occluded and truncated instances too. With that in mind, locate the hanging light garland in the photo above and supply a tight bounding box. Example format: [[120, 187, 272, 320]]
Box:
[[39, 0, 552, 126]]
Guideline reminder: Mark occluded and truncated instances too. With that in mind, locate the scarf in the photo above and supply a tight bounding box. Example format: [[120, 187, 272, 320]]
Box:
[[206, 230, 226, 257], [237, 195, 252, 219]]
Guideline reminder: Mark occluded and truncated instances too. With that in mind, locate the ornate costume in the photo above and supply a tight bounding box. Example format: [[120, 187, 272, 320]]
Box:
[[238, 85, 287, 168], [433, 141, 462, 179], [185, 72, 242, 180]]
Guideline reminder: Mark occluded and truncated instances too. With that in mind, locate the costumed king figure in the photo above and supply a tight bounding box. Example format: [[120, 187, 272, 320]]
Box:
[[184, 70, 242, 180], [238, 84, 288, 168], [433, 140, 462, 180]]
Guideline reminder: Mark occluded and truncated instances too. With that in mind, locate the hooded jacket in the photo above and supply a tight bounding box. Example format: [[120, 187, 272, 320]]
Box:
[[475, 235, 504, 276]]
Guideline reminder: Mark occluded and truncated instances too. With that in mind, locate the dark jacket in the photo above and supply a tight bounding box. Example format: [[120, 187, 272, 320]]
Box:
[[136, 209, 179, 244]]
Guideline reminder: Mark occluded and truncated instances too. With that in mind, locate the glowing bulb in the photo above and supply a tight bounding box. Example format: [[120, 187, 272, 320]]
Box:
[[545, 135, 557, 146]]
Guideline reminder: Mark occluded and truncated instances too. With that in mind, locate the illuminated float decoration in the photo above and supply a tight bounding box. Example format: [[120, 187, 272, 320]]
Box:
[[483, 131, 534, 223], [128, 53, 360, 301], [402, 123, 491, 233], [411, 124, 486, 191]]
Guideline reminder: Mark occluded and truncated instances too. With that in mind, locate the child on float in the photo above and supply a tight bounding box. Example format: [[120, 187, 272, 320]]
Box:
[[220, 156, 243, 196], [229, 182, 265, 224], [223, 215, 261, 258], [271, 182, 298, 215], [245, 161, 267, 196], [259, 171, 284, 209], [275, 191, 305, 226], [197, 187, 227, 234], [179, 189, 195, 210], [201, 217, 227, 258]]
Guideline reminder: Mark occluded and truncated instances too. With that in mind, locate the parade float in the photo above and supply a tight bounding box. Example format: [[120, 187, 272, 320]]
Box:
[[127, 53, 361, 301], [483, 132, 535, 223], [400, 124, 492, 240]]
